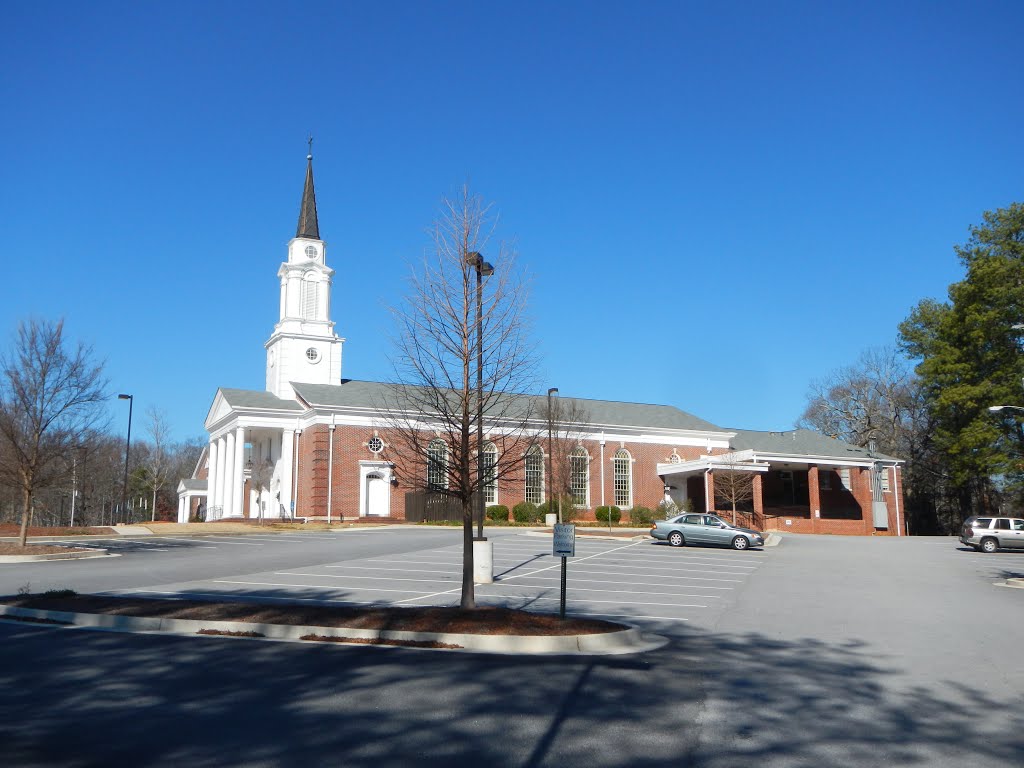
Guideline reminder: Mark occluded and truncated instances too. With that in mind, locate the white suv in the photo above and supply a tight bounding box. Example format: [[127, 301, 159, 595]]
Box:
[[960, 516, 1024, 553]]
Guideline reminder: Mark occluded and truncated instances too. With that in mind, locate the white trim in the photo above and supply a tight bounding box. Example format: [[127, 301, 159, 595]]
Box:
[[358, 460, 394, 517]]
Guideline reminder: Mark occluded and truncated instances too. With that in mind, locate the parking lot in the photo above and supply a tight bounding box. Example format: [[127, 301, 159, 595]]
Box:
[[51, 529, 771, 631]]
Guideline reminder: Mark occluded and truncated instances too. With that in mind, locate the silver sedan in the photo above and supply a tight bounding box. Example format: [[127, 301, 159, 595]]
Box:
[[650, 513, 764, 550]]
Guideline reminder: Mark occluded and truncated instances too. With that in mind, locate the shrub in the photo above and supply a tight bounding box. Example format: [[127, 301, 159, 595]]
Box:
[[656, 500, 680, 519], [539, 498, 577, 522], [486, 505, 509, 522], [629, 506, 656, 526], [512, 501, 541, 524], [595, 505, 622, 524]]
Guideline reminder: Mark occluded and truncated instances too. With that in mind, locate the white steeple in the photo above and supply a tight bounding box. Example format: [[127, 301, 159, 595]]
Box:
[[265, 149, 344, 399]]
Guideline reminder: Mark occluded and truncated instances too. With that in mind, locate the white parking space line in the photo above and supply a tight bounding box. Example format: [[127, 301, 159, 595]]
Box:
[[217, 535, 308, 544], [273, 571, 456, 585], [211, 579, 435, 596], [152, 538, 220, 548], [501, 569, 743, 584], [323, 565, 460, 576], [479, 585, 724, 599], [200, 538, 265, 546]]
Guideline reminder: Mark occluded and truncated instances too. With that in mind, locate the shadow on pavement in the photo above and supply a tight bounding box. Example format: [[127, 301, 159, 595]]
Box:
[[1, 591, 1021, 768]]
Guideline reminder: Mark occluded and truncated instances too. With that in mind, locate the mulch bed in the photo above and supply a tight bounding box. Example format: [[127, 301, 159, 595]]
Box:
[[0, 525, 116, 538], [0, 594, 626, 636], [0, 543, 95, 556]]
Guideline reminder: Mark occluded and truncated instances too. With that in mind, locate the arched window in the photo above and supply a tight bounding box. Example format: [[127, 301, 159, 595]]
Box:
[[483, 442, 498, 504], [427, 439, 448, 490], [525, 445, 544, 504], [614, 449, 632, 508], [570, 446, 589, 507]]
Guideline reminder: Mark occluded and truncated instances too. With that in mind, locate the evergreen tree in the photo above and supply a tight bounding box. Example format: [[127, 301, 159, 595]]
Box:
[[899, 203, 1024, 520]]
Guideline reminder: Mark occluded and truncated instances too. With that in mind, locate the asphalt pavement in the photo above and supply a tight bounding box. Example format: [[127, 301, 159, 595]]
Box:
[[0, 528, 1021, 767]]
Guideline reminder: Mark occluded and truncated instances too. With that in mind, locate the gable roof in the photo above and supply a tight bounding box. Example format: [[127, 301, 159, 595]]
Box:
[[728, 428, 900, 462], [291, 380, 726, 433]]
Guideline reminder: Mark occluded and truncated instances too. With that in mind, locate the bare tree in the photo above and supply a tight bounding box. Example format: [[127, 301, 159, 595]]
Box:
[[252, 458, 273, 525], [713, 452, 756, 525], [0, 319, 107, 546], [542, 396, 591, 521], [797, 347, 912, 454], [138, 407, 174, 522], [382, 186, 539, 609]]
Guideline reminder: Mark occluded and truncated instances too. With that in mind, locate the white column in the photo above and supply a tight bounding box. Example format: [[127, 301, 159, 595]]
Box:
[[207, 439, 219, 514], [279, 429, 294, 519], [232, 426, 245, 520], [223, 431, 235, 518], [211, 438, 224, 518], [177, 496, 186, 524]]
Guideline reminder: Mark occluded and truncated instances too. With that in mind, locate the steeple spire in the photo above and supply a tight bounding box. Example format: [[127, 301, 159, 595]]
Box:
[[295, 138, 320, 239]]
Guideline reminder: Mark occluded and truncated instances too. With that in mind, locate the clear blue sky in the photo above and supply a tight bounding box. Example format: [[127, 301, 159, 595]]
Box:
[[3, 1, 1022, 444]]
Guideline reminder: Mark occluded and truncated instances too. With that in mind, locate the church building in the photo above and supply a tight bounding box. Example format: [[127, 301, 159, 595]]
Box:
[[178, 155, 905, 536]]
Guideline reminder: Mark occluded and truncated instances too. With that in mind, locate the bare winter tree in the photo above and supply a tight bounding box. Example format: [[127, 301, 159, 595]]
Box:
[[139, 407, 173, 522], [382, 186, 539, 609], [798, 346, 945, 534], [797, 347, 913, 454], [713, 452, 757, 525], [542, 395, 592, 521], [0, 319, 108, 546], [252, 458, 274, 525]]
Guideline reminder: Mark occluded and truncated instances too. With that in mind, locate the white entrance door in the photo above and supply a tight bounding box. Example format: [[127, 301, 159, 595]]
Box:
[[366, 473, 388, 517]]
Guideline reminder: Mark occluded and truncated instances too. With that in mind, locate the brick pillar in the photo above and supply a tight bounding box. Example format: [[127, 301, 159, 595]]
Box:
[[862, 467, 875, 535], [706, 470, 715, 514], [753, 473, 764, 527], [808, 464, 820, 533]]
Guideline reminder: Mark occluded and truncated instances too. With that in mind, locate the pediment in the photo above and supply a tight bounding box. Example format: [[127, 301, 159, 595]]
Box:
[[204, 390, 235, 430]]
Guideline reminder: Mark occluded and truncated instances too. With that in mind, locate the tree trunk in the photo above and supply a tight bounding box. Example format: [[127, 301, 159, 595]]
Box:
[[18, 485, 32, 547], [151, 489, 157, 522], [461, 497, 475, 609]]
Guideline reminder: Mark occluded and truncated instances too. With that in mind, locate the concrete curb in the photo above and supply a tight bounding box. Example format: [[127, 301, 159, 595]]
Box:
[[0, 605, 668, 655], [112, 526, 154, 536], [0, 549, 112, 563]]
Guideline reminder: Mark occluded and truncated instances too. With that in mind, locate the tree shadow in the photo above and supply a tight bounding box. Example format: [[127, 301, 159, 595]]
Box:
[[1, 595, 1021, 767]]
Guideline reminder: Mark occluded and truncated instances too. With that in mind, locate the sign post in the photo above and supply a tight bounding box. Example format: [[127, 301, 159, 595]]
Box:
[[552, 523, 575, 618]]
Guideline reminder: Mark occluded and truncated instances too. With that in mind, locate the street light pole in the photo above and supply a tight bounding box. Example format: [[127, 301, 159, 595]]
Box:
[[118, 393, 134, 524], [547, 387, 558, 522], [468, 251, 494, 541]]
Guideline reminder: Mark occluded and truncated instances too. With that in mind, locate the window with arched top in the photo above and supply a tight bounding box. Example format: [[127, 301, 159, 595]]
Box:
[[570, 446, 589, 507], [525, 445, 544, 504], [614, 448, 632, 508], [483, 442, 498, 504], [427, 439, 448, 490]]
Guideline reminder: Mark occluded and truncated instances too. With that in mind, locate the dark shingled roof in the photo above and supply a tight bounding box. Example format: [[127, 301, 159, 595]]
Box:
[[295, 154, 319, 239], [728, 428, 899, 461], [291, 380, 725, 433], [219, 388, 304, 411]]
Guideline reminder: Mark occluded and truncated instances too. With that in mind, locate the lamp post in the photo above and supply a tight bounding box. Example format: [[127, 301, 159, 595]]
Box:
[[547, 387, 559, 522], [467, 251, 494, 541], [118, 393, 134, 524]]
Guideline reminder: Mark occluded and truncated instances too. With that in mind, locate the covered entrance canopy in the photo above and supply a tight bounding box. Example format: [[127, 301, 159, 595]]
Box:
[[657, 429, 904, 535]]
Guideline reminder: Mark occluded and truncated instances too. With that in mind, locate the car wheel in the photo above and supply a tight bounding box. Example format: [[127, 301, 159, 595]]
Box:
[[668, 531, 685, 547], [980, 537, 998, 554], [731, 535, 749, 551]]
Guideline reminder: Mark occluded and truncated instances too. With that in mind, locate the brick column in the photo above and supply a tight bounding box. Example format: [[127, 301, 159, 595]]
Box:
[[808, 465, 820, 533], [753, 473, 764, 527], [706, 469, 715, 514]]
